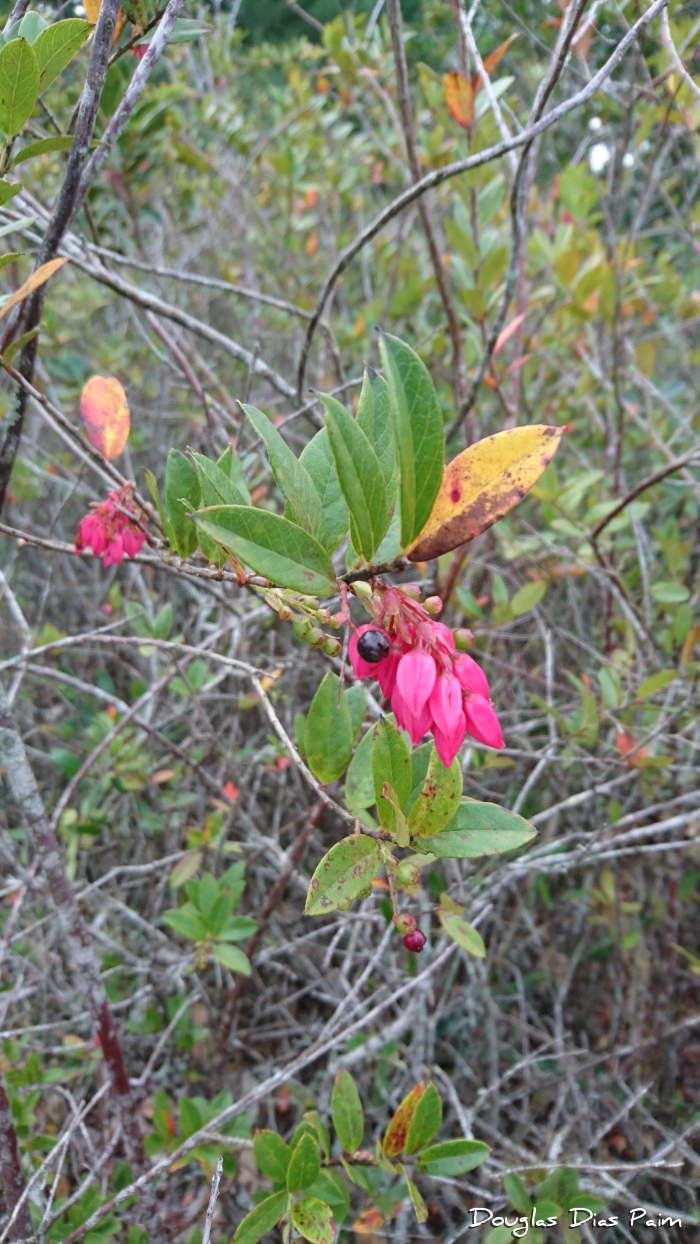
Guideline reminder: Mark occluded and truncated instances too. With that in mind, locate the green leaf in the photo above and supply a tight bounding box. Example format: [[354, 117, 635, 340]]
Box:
[[510, 580, 547, 617], [307, 1170, 349, 1220], [253, 1131, 291, 1184], [165, 449, 200, 557], [651, 580, 689, 604], [142, 17, 212, 44], [191, 506, 336, 596], [400, 1167, 428, 1224], [305, 835, 381, 916], [635, 669, 677, 700], [190, 451, 247, 507], [404, 1082, 442, 1155], [344, 728, 375, 813], [169, 851, 203, 889], [299, 427, 349, 553], [356, 366, 397, 507], [320, 393, 388, 562], [1, 323, 38, 366], [407, 747, 462, 838], [0, 38, 39, 137], [378, 332, 444, 549], [290, 1198, 334, 1244], [11, 134, 73, 166], [242, 403, 325, 544], [372, 719, 411, 832], [503, 1172, 531, 1214], [331, 1069, 363, 1154], [179, 1096, 202, 1139], [232, 1190, 288, 1244], [345, 685, 367, 740], [305, 673, 354, 784], [162, 904, 207, 942], [439, 910, 486, 958], [428, 799, 536, 857], [213, 943, 251, 974], [417, 1138, 490, 1176], [286, 1132, 320, 1192], [16, 12, 48, 43], [0, 181, 20, 207], [217, 444, 250, 503], [217, 915, 258, 941], [34, 19, 91, 94]]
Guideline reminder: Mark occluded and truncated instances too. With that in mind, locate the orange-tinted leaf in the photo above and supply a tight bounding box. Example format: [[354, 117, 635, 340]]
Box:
[[84, 0, 101, 21], [222, 781, 238, 802], [444, 72, 474, 130], [407, 425, 564, 562], [502, 352, 534, 377], [473, 33, 519, 93], [493, 313, 524, 357], [382, 1083, 425, 1157], [0, 257, 69, 325], [352, 1208, 385, 1234], [80, 375, 130, 460], [615, 732, 649, 766]]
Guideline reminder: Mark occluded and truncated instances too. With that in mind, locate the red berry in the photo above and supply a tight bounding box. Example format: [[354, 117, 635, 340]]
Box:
[[394, 912, 417, 935], [403, 929, 426, 953]]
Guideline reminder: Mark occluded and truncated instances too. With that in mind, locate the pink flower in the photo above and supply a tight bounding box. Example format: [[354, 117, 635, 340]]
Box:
[[348, 583, 504, 763], [454, 653, 490, 700], [75, 485, 146, 568], [396, 650, 436, 717], [462, 692, 504, 750]]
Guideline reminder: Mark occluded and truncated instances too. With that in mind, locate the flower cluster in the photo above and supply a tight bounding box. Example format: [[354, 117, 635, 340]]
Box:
[[349, 584, 503, 766], [75, 484, 146, 568]]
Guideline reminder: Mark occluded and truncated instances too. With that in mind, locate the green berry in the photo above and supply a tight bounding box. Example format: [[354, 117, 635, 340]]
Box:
[[454, 628, 474, 651], [397, 861, 421, 887], [394, 912, 417, 935], [307, 627, 326, 648], [323, 637, 341, 657], [293, 618, 312, 640]]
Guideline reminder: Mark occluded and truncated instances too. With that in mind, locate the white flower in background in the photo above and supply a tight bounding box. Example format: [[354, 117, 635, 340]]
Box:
[[622, 152, 634, 168], [589, 143, 611, 174], [588, 116, 603, 132]]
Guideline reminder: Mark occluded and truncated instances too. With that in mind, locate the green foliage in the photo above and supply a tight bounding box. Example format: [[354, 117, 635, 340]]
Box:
[[378, 332, 444, 548], [192, 505, 336, 595], [162, 864, 255, 975], [331, 1068, 364, 1154], [305, 835, 381, 915], [305, 672, 354, 783], [321, 392, 389, 561], [0, 37, 39, 138]]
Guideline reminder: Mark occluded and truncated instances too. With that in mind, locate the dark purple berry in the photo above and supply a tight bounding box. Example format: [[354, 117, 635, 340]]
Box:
[[403, 929, 427, 953], [357, 629, 390, 663]]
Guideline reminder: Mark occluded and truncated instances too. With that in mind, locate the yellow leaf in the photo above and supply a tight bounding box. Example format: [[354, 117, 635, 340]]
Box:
[[407, 425, 565, 562], [0, 257, 69, 324], [444, 72, 474, 130], [80, 375, 130, 460], [382, 1083, 425, 1157], [84, 0, 102, 21]]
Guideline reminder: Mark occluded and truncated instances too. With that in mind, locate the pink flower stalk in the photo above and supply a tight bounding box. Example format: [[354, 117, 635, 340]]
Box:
[[75, 484, 146, 568], [348, 586, 504, 765]]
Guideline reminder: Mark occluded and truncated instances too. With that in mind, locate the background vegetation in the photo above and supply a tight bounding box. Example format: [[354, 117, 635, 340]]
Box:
[[0, 1, 699, 1242]]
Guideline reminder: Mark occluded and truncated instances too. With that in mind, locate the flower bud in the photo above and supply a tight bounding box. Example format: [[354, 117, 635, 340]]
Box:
[[278, 606, 293, 622], [394, 912, 417, 935], [424, 595, 443, 615], [307, 627, 326, 648], [315, 608, 331, 623], [323, 637, 341, 657], [402, 583, 421, 599], [300, 596, 320, 610], [396, 860, 421, 887], [293, 618, 312, 640], [454, 628, 474, 651], [351, 581, 373, 599]]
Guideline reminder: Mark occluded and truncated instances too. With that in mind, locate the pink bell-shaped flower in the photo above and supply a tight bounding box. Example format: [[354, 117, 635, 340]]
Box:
[[454, 653, 490, 700], [433, 709, 466, 767], [428, 673, 463, 737], [463, 692, 504, 749], [396, 650, 436, 717]]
